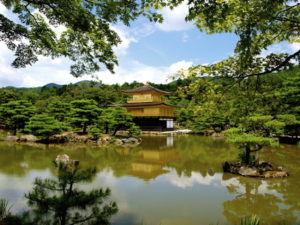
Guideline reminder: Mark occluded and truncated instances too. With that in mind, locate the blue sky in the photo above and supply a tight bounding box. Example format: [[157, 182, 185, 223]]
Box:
[[0, 2, 297, 87]]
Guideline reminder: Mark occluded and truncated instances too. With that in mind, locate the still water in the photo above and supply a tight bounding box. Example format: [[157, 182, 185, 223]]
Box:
[[0, 135, 299, 225]]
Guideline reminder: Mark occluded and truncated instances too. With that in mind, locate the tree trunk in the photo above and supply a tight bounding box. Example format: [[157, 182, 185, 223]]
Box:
[[245, 145, 251, 165], [255, 151, 260, 162], [105, 123, 109, 134], [83, 123, 87, 134], [112, 126, 120, 136]]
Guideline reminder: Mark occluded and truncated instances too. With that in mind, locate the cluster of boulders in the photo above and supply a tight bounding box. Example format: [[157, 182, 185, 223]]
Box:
[[114, 137, 141, 145], [4, 135, 37, 142], [49, 133, 141, 146], [49, 132, 90, 143], [222, 161, 289, 178], [3, 132, 141, 146]]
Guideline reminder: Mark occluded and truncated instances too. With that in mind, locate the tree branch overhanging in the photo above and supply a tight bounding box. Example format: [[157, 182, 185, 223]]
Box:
[[239, 49, 300, 79]]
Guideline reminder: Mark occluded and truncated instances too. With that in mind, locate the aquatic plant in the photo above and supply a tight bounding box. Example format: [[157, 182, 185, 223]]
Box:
[[240, 215, 260, 225], [0, 199, 10, 221]]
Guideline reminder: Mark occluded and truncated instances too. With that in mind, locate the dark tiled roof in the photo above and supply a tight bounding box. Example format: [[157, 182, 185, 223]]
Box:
[[122, 85, 171, 95], [110, 102, 181, 108]]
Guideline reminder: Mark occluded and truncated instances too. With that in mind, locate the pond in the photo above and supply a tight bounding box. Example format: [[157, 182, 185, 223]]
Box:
[[0, 135, 299, 225]]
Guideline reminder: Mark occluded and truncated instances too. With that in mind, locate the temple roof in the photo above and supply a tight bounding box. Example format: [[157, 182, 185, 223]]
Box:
[[122, 85, 171, 95], [110, 102, 181, 108]]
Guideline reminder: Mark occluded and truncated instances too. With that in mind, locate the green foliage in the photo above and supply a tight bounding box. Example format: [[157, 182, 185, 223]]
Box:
[[98, 107, 140, 137], [0, 0, 164, 77], [174, 66, 300, 135], [0, 89, 18, 104], [0, 199, 10, 221], [223, 126, 279, 164], [25, 114, 66, 140], [128, 124, 141, 138], [88, 125, 102, 139], [167, 0, 299, 78], [47, 100, 71, 122], [224, 131, 279, 149], [69, 99, 102, 133], [281, 74, 300, 119], [264, 120, 286, 135], [0, 100, 36, 134], [276, 114, 299, 125]]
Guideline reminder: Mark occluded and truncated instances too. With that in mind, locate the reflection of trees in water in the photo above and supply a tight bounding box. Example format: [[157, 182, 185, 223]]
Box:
[[261, 145, 300, 219], [0, 136, 237, 179], [0, 142, 141, 178], [1, 137, 300, 225], [166, 136, 237, 177], [222, 174, 298, 225], [1, 163, 117, 225]]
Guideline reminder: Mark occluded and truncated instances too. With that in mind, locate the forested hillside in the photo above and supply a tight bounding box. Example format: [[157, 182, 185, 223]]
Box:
[[0, 66, 299, 139]]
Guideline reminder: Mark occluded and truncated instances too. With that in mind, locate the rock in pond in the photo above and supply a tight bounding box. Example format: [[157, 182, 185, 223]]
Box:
[[238, 167, 259, 176], [222, 161, 289, 178], [4, 136, 18, 142], [55, 154, 70, 164], [19, 135, 37, 142], [55, 154, 79, 167]]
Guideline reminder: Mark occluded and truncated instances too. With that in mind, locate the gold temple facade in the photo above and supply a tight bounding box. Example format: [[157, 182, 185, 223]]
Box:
[[111, 85, 180, 131]]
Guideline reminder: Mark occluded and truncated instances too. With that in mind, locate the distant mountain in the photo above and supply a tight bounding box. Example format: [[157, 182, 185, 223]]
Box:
[[42, 80, 96, 88], [75, 80, 102, 87], [42, 83, 63, 88]]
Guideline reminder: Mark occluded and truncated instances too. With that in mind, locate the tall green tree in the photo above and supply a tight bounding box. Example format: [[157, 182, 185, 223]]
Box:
[[47, 99, 71, 122], [223, 114, 298, 164], [0, 88, 18, 104], [69, 99, 101, 133], [0, 100, 36, 134], [174, 66, 300, 134], [25, 114, 66, 140], [98, 107, 140, 136]]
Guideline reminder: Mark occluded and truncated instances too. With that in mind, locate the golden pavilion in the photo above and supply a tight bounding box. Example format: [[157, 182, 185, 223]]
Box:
[[111, 85, 180, 131]]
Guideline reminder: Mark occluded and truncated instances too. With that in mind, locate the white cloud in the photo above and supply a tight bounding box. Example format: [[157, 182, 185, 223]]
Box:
[[21, 76, 43, 87], [156, 1, 194, 32], [260, 42, 300, 57], [0, 42, 93, 87], [168, 60, 193, 74], [0, 39, 193, 87], [165, 170, 222, 189], [96, 59, 193, 85], [0, 3, 6, 14], [111, 25, 138, 56], [221, 177, 278, 195], [289, 42, 300, 52], [131, 22, 156, 38], [112, 23, 157, 56], [0, 170, 52, 213], [260, 43, 287, 57]]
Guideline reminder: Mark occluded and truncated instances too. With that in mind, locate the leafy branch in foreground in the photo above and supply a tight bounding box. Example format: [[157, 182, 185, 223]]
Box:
[[0, 0, 163, 77], [174, 53, 299, 80]]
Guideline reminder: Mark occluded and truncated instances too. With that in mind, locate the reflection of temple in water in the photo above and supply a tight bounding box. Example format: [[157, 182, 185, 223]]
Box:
[[118, 136, 179, 181]]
